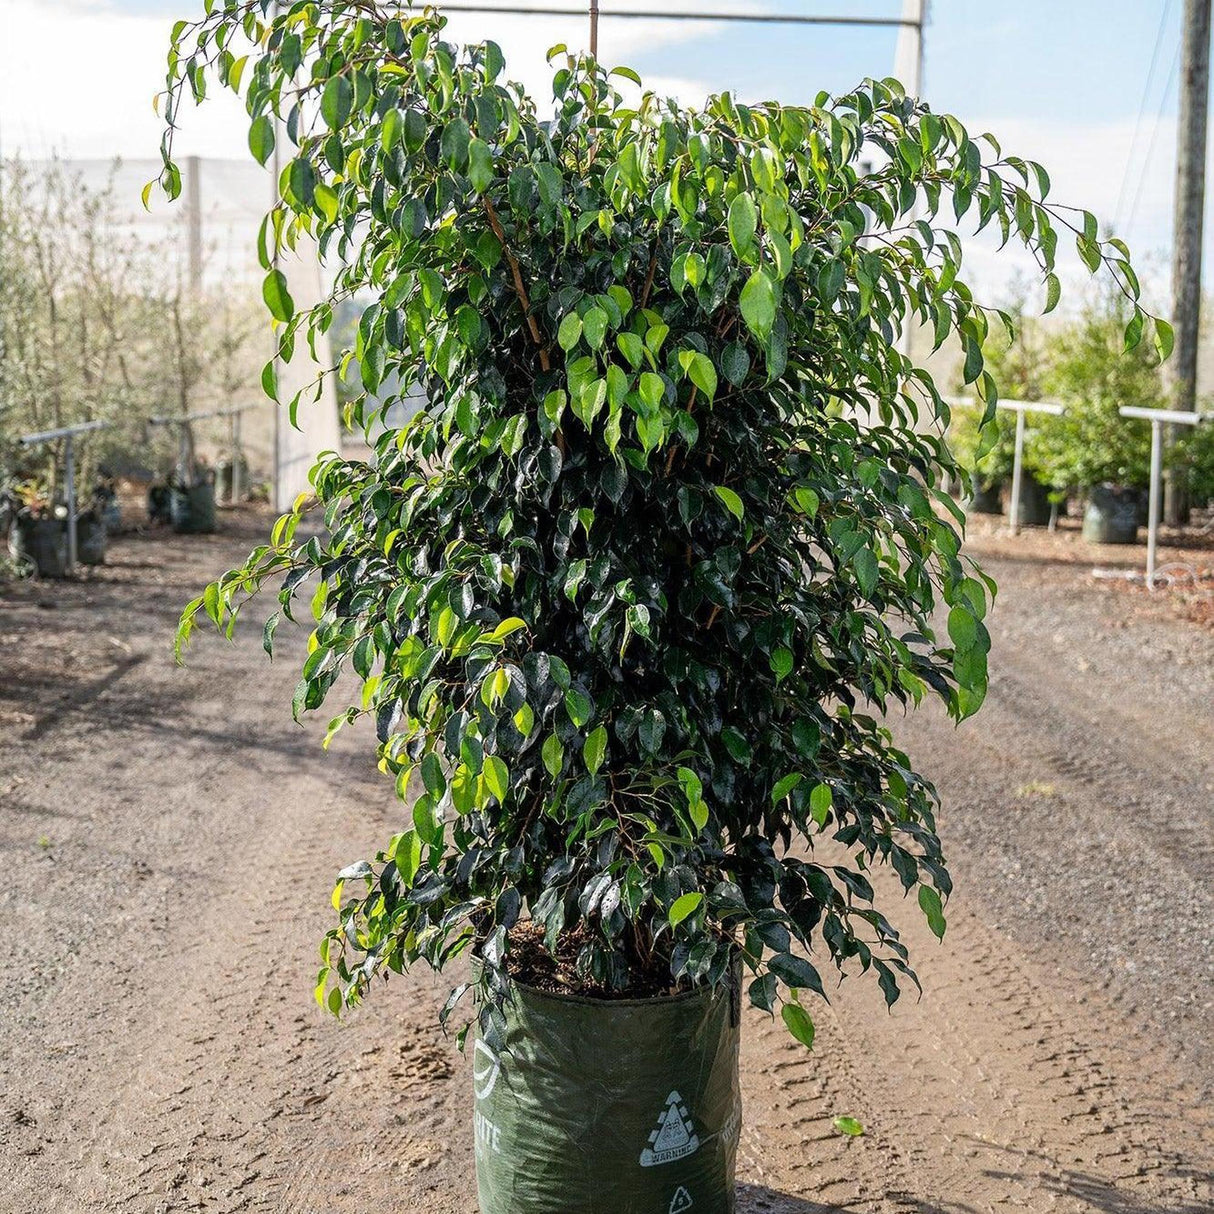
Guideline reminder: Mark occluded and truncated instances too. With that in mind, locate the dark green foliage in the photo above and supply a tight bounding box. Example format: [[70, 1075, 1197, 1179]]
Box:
[[161, 4, 1153, 1045]]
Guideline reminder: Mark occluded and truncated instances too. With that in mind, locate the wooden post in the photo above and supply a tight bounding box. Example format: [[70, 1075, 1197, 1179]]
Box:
[[1165, 0, 1210, 524], [589, 0, 599, 58]]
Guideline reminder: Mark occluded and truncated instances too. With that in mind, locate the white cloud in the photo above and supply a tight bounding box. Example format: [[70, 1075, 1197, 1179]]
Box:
[[954, 115, 1176, 306], [0, 0, 733, 161], [0, 0, 1183, 304]]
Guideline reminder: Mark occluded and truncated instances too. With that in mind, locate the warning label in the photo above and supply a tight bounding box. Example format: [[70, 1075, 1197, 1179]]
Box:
[[639, 1091, 701, 1167]]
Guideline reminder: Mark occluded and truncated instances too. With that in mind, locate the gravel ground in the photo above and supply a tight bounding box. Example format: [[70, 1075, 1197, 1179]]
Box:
[[0, 509, 1210, 1213]]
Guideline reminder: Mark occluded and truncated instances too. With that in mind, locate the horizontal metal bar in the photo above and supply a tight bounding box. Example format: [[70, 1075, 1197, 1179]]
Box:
[[1119, 405, 1212, 425], [147, 407, 249, 426], [946, 395, 1065, 416], [19, 420, 111, 445], [995, 399, 1065, 416], [434, 4, 920, 27]]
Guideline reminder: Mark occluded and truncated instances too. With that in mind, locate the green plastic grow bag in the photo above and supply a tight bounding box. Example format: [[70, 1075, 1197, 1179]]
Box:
[[473, 976, 741, 1214]]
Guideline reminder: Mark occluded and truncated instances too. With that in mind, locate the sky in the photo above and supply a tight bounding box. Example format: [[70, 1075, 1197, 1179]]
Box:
[[0, 0, 1195, 302]]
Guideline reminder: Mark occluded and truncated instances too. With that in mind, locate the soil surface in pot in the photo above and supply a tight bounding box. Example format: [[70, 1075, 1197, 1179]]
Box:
[[504, 920, 685, 1000], [0, 506, 1210, 1213]]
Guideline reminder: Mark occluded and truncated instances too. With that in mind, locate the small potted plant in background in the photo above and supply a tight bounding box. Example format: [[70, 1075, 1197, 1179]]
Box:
[[1031, 283, 1160, 543], [164, 6, 1157, 1210], [951, 283, 1055, 524], [947, 405, 1012, 514]]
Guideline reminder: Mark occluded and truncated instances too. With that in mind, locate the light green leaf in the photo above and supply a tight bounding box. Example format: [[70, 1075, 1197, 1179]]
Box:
[[714, 485, 744, 521], [262, 269, 294, 322], [740, 268, 777, 338], [565, 687, 593, 727], [770, 646, 793, 681], [583, 306, 608, 350], [542, 733, 564, 778], [781, 1002, 816, 1049], [583, 725, 608, 775], [728, 191, 758, 258], [558, 312, 583, 351], [483, 755, 509, 801], [809, 782, 832, 826], [668, 891, 702, 927], [638, 372, 665, 411], [918, 884, 947, 939]]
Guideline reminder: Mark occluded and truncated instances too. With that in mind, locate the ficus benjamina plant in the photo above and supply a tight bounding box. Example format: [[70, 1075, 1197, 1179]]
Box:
[[163, 3, 1160, 1049]]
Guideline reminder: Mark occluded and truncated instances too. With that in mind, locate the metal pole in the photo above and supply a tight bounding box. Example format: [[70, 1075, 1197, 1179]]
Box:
[[179, 425, 191, 487], [231, 411, 243, 504], [1165, 0, 1210, 523], [64, 434, 77, 575], [433, 5, 921, 26], [894, 1, 926, 364], [1009, 407, 1026, 535], [1147, 417, 1163, 587]]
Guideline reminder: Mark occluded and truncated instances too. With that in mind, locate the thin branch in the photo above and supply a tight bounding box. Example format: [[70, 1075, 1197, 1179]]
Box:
[[483, 196, 550, 372]]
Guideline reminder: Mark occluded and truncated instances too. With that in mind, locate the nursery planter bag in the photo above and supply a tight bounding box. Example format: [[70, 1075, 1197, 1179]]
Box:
[[473, 976, 741, 1214], [170, 483, 217, 535], [1082, 484, 1138, 545]]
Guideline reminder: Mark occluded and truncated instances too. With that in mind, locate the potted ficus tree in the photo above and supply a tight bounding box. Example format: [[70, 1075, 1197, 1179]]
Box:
[[163, 7, 1157, 1210]]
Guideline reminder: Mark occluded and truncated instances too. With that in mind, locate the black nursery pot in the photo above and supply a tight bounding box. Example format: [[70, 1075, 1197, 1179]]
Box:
[[1082, 484, 1140, 545], [1006, 472, 1052, 528], [15, 516, 69, 579], [77, 512, 107, 566], [170, 482, 217, 534], [967, 480, 1004, 515], [473, 975, 742, 1214]]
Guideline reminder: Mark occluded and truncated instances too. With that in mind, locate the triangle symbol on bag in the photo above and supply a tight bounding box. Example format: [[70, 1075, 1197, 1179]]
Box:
[[640, 1090, 701, 1166]]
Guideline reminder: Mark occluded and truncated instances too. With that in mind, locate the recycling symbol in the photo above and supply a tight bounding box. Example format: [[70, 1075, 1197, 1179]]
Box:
[[669, 1186, 694, 1213], [639, 1090, 700, 1167]]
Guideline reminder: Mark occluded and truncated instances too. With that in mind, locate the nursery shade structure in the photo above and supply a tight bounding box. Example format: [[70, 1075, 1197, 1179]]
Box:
[[14, 158, 342, 509]]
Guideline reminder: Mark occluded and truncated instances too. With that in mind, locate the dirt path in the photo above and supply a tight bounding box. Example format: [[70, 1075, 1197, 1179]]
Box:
[[0, 515, 1210, 1212]]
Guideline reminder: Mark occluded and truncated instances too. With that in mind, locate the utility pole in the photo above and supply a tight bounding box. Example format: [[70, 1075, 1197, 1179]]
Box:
[[894, 0, 928, 365], [1166, 0, 1210, 523]]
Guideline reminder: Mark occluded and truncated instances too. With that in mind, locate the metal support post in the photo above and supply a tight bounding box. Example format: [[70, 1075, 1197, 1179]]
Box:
[[230, 410, 243, 504], [1120, 404, 1211, 588], [63, 434, 77, 573], [1146, 418, 1163, 585], [1009, 408, 1027, 536]]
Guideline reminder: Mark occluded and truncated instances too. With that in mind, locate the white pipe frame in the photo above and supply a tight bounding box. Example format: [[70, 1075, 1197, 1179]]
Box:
[[18, 419, 112, 575], [1118, 405, 1212, 589], [147, 407, 251, 504], [946, 396, 1065, 534]]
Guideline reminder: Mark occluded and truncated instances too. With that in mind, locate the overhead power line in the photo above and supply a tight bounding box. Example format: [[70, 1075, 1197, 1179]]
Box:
[[1125, 37, 1182, 240], [1115, 0, 1175, 233], [433, 5, 921, 27]]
